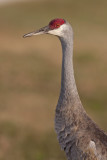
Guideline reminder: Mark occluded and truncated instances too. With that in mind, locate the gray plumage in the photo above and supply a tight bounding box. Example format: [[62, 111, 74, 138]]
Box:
[[23, 18, 107, 160]]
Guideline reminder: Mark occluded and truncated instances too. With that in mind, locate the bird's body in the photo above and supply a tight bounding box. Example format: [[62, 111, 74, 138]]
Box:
[[24, 18, 107, 160]]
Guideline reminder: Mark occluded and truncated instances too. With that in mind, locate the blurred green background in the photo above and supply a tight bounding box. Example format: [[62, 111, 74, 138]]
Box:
[[0, 0, 107, 159]]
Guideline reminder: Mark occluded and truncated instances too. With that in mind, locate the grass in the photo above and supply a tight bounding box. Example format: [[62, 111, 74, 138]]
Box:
[[0, 0, 107, 159], [0, 121, 65, 160]]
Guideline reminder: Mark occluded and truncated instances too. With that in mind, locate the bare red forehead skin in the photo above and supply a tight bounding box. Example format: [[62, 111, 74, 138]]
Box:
[[49, 18, 65, 29]]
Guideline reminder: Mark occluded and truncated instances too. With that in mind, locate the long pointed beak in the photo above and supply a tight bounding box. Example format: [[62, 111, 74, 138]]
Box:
[[23, 25, 49, 38]]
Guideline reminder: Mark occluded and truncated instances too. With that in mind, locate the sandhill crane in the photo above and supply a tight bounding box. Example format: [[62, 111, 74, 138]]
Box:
[[23, 18, 107, 160]]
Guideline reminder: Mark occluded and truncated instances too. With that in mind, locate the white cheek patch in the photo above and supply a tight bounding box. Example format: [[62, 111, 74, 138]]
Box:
[[48, 24, 67, 36]]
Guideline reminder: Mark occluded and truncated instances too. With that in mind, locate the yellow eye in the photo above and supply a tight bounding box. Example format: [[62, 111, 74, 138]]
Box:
[[56, 24, 60, 28]]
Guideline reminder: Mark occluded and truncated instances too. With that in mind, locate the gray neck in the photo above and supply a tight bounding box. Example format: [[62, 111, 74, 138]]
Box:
[[58, 28, 80, 106]]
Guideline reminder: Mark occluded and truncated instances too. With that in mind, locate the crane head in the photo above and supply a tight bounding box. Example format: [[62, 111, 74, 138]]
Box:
[[23, 18, 68, 38]]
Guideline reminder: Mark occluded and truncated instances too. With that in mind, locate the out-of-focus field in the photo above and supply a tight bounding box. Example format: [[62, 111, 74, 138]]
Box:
[[0, 0, 107, 159]]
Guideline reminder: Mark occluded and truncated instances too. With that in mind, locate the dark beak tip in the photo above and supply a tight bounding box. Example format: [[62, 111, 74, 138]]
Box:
[[23, 35, 26, 38], [23, 34, 30, 38], [23, 34, 26, 38]]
